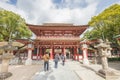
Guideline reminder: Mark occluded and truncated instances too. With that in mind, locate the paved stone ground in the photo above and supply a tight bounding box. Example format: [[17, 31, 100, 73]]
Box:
[[82, 61, 120, 80], [5, 64, 42, 80], [32, 60, 80, 80], [109, 61, 120, 71], [0, 60, 119, 80], [2, 60, 43, 80], [32, 60, 105, 80]]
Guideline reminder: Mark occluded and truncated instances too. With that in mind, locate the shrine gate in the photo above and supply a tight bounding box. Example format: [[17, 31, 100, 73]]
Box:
[[27, 23, 88, 60]]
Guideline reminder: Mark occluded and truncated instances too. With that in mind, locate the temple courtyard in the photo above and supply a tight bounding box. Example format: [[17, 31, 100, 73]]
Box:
[[3, 60, 120, 80]]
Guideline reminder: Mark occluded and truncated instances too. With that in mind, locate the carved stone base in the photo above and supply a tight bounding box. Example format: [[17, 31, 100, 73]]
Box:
[[0, 72, 12, 79], [97, 69, 119, 80]]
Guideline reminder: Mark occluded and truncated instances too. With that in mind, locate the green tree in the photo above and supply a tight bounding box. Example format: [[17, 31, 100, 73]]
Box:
[[83, 29, 101, 40], [0, 10, 32, 41], [84, 4, 120, 44]]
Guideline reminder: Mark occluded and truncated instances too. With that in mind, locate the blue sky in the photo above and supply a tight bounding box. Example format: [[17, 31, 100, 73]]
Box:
[[7, 0, 17, 5], [8, 0, 120, 13], [97, 0, 120, 13], [0, 0, 120, 25]]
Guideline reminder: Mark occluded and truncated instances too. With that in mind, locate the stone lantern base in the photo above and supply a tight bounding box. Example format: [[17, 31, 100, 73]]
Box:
[[97, 69, 120, 80], [0, 72, 12, 79]]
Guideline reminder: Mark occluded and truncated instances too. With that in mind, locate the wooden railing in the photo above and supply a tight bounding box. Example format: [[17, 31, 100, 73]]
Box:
[[37, 36, 80, 40]]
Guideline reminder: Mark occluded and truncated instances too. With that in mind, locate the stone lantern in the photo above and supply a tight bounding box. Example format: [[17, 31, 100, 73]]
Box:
[[95, 39, 119, 80], [0, 41, 17, 79]]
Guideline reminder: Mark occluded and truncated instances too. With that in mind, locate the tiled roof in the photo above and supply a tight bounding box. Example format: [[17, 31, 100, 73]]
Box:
[[43, 23, 73, 26]]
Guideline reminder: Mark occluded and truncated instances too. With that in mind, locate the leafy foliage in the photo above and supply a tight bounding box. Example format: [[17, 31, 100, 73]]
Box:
[[83, 4, 120, 45], [0, 10, 32, 41]]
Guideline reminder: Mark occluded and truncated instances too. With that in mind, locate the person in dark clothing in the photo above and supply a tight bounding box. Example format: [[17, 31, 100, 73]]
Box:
[[61, 54, 65, 66], [54, 53, 60, 68]]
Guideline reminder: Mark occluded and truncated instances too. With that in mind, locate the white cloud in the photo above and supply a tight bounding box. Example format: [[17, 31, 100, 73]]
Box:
[[0, 1, 26, 19], [0, 0, 10, 3], [0, 0, 99, 25]]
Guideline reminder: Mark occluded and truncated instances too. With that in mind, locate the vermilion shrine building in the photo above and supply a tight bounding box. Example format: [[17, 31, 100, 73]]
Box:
[[18, 23, 89, 65]]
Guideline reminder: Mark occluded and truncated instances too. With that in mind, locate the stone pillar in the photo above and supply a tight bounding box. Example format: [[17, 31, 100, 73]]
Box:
[[101, 52, 109, 70], [97, 48, 110, 70], [108, 49, 112, 57], [1, 58, 9, 72], [25, 48, 32, 65], [0, 52, 13, 79], [94, 50, 98, 64], [82, 44, 89, 65], [1, 52, 13, 73]]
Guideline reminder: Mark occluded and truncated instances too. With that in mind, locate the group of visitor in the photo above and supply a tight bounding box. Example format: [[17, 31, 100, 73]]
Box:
[[43, 52, 65, 71]]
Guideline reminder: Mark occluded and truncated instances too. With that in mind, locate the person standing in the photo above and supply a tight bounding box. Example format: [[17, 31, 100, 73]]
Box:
[[61, 54, 65, 66], [43, 53, 50, 71], [54, 53, 60, 68]]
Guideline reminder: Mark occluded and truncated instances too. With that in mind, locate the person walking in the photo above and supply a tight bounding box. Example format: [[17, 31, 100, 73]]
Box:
[[61, 54, 65, 66], [43, 52, 50, 71], [54, 53, 60, 68]]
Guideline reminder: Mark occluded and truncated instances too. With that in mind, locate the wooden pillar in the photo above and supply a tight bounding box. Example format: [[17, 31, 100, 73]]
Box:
[[62, 48, 64, 54], [74, 47, 77, 60], [39, 47, 42, 59], [50, 47, 54, 59], [37, 46, 39, 60], [63, 47, 66, 57], [77, 48, 79, 61], [53, 48, 54, 59], [61, 48, 64, 54], [23, 51, 26, 60], [44, 48, 45, 54]]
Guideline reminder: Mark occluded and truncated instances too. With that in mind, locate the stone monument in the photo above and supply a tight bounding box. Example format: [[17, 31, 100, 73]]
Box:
[[95, 39, 119, 80], [0, 41, 16, 79]]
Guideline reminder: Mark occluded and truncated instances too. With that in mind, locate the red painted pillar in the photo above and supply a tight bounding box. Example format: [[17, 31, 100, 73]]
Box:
[[63, 47, 66, 57], [74, 47, 77, 60], [50, 48, 54, 59], [37, 46, 39, 60], [53, 48, 55, 59], [44, 48, 46, 54], [39, 47, 42, 59], [77, 48, 79, 61], [24, 51, 26, 60], [62, 48, 66, 55], [62, 48, 64, 54]]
